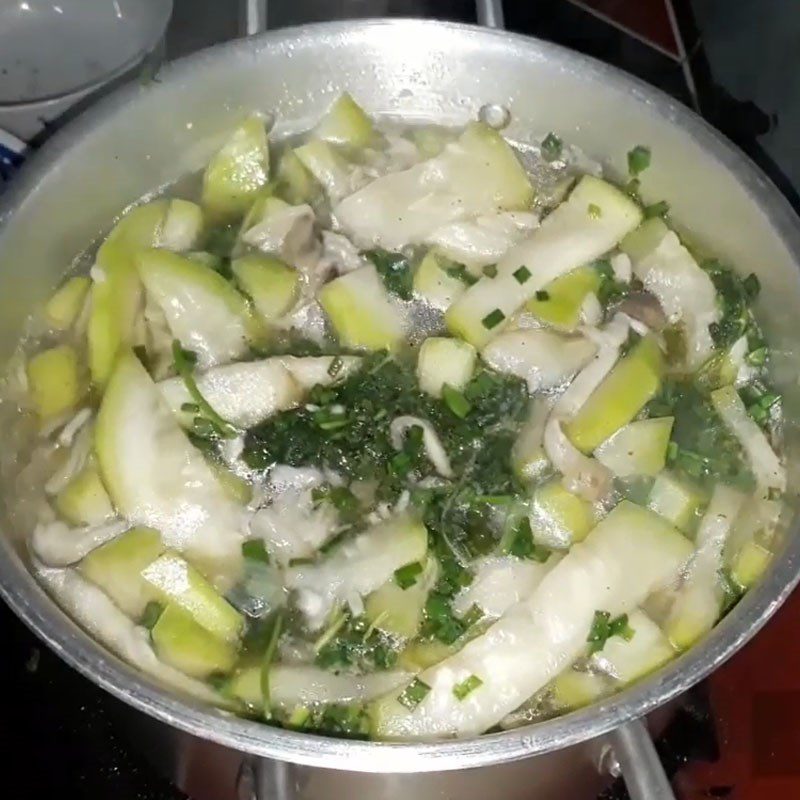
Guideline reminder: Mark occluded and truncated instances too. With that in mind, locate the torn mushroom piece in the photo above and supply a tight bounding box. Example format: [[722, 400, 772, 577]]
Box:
[[616, 291, 667, 332], [543, 416, 612, 502], [31, 518, 127, 568], [390, 416, 453, 478], [239, 197, 321, 270], [554, 315, 629, 418]]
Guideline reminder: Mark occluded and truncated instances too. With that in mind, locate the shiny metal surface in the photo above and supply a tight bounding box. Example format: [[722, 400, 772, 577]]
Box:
[[1, 17, 800, 781], [609, 719, 675, 800]]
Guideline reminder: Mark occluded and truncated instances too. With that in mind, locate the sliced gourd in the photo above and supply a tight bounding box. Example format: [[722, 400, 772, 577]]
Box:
[[481, 329, 597, 394], [445, 176, 642, 347], [398, 639, 459, 671], [412, 250, 467, 311], [158, 358, 300, 429], [412, 127, 455, 158], [95, 353, 245, 587], [55, 459, 114, 527], [201, 115, 270, 222], [565, 336, 664, 454], [79, 526, 164, 618], [232, 254, 300, 321], [595, 417, 674, 478], [711, 385, 786, 493], [315, 92, 375, 148], [45, 276, 91, 330], [371, 501, 691, 739], [551, 669, 610, 710], [275, 149, 320, 206], [294, 139, 353, 203], [27, 344, 81, 423], [647, 470, 706, 535], [268, 665, 412, 710], [335, 122, 533, 250], [731, 540, 772, 589], [138, 248, 261, 368], [365, 558, 437, 639], [286, 514, 428, 627], [529, 480, 595, 548], [159, 199, 204, 252], [88, 201, 168, 386], [621, 218, 719, 369], [142, 552, 244, 643], [665, 484, 745, 650], [318, 264, 405, 351], [453, 556, 553, 619], [416, 337, 476, 398], [511, 399, 551, 482], [238, 195, 316, 263], [151, 604, 238, 679], [276, 355, 362, 390], [208, 461, 253, 505], [526, 265, 602, 331], [591, 609, 675, 684]]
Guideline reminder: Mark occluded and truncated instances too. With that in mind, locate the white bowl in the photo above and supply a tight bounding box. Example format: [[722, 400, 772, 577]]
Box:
[[0, 0, 173, 141]]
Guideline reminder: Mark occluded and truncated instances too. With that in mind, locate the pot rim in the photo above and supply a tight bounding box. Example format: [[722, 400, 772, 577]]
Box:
[[1, 18, 799, 774]]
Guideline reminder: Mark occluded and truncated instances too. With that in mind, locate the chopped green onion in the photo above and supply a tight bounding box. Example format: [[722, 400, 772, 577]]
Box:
[[507, 518, 551, 563], [180, 402, 200, 413], [588, 203, 602, 219], [242, 539, 270, 564], [140, 601, 164, 630], [746, 346, 768, 366], [445, 263, 478, 286], [461, 603, 484, 628], [453, 674, 483, 700], [627, 145, 651, 176], [743, 273, 761, 300], [398, 678, 431, 710], [534, 290, 550, 302], [260, 610, 285, 711], [719, 568, 745, 611], [481, 308, 505, 330], [587, 610, 634, 654], [541, 132, 563, 161], [644, 200, 670, 219], [483, 264, 498, 278], [625, 178, 641, 198], [172, 340, 237, 439], [394, 561, 424, 589], [513, 265, 531, 284], [313, 609, 348, 653], [327, 356, 344, 377], [442, 384, 471, 418], [287, 705, 311, 728]]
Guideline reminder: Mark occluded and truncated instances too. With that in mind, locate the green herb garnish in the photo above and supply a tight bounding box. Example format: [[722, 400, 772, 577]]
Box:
[[242, 539, 270, 564], [627, 145, 651, 176], [453, 674, 483, 701], [172, 340, 237, 439], [394, 561, 424, 589], [483, 264, 498, 278], [534, 290, 550, 302], [513, 266, 531, 284], [587, 610, 635, 655], [140, 601, 164, 630], [446, 263, 478, 286], [644, 200, 670, 219], [442, 384, 471, 419], [507, 518, 551, 562], [398, 678, 431, 710], [481, 309, 506, 330], [541, 132, 563, 161], [367, 249, 413, 300]]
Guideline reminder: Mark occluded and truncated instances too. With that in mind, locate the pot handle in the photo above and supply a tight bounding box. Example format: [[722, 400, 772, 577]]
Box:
[[475, 0, 505, 29], [241, 0, 268, 36], [606, 718, 677, 800]]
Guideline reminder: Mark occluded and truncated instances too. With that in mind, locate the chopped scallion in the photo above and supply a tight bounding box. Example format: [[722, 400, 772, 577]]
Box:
[[453, 674, 483, 700], [398, 678, 431, 710], [442, 384, 471, 418], [627, 145, 651, 176], [394, 560, 424, 589], [513, 265, 531, 284], [541, 132, 563, 161], [481, 308, 506, 330], [242, 539, 270, 564], [483, 264, 498, 278]]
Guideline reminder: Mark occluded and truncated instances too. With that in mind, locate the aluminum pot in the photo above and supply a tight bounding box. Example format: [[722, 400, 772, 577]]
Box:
[[1, 15, 799, 800]]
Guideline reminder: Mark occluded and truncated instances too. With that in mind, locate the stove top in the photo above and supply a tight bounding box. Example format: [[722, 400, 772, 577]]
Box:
[[4, 2, 799, 798]]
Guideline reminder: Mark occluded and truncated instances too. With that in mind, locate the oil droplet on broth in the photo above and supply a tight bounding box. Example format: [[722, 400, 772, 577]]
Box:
[[478, 103, 511, 130]]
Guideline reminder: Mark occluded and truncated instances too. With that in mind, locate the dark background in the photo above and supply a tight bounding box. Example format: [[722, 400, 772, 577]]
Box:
[[2, 2, 799, 798]]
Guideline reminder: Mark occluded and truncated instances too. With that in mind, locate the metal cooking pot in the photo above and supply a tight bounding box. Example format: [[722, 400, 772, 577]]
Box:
[[1, 7, 800, 800]]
